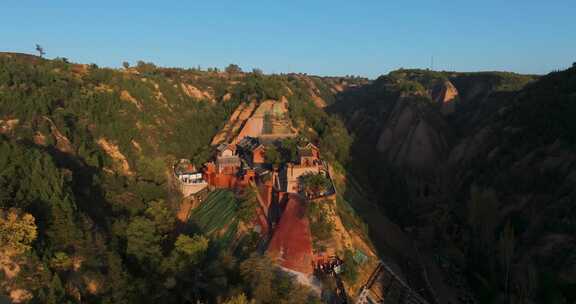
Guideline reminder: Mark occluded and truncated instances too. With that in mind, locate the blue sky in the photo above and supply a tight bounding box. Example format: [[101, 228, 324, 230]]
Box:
[[1, 1, 574, 78]]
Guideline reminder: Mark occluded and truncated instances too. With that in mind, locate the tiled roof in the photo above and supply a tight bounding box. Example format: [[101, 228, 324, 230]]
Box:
[[298, 147, 314, 157], [175, 160, 198, 175], [237, 136, 261, 151], [216, 143, 229, 152]]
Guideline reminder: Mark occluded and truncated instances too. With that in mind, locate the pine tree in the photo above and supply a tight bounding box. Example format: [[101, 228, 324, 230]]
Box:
[[498, 221, 515, 298], [126, 217, 162, 266], [47, 273, 65, 304]]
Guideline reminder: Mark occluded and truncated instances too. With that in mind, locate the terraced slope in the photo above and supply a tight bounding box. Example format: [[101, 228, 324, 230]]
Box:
[[188, 189, 239, 245]]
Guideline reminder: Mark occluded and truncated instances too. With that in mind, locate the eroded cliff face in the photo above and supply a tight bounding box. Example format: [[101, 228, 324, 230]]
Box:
[[328, 75, 456, 205], [430, 80, 459, 115], [376, 96, 450, 171], [332, 67, 576, 302], [333, 70, 537, 206]]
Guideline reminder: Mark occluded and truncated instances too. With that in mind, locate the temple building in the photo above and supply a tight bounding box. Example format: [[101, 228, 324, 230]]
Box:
[[297, 142, 320, 165], [283, 143, 330, 193], [173, 159, 209, 199], [215, 143, 241, 174], [237, 136, 266, 167]]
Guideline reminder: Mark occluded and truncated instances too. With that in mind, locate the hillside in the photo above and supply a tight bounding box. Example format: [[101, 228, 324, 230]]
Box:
[[0, 53, 374, 304], [330, 66, 576, 303], [3, 51, 574, 304]]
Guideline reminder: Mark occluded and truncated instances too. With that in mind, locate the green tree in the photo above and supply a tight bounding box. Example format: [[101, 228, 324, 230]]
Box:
[[306, 202, 333, 242], [225, 64, 243, 74], [238, 186, 259, 223], [126, 217, 162, 265], [135, 60, 157, 74], [300, 173, 331, 197], [498, 221, 515, 298], [467, 186, 500, 264], [240, 254, 275, 303], [47, 273, 65, 304], [50, 251, 73, 272], [279, 138, 299, 162], [341, 249, 360, 283], [35, 44, 46, 57], [239, 253, 316, 304], [275, 272, 312, 304], [102, 252, 135, 304], [145, 199, 175, 235], [264, 145, 282, 167], [174, 234, 209, 264], [319, 116, 352, 164], [47, 196, 81, 251], [162, 234, 209, 275]]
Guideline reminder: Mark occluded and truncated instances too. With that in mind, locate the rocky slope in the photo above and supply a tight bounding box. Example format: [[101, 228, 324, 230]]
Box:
[[332, 66, 576, 302]]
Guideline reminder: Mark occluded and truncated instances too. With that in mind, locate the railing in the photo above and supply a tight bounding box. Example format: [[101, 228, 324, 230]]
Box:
[[178, 178, 208, 185], [412, 247, 440, 304], [355, 260, 430, 304]]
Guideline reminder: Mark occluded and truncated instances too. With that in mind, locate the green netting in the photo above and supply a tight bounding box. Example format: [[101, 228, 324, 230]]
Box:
[[188, 190, 239, 244]]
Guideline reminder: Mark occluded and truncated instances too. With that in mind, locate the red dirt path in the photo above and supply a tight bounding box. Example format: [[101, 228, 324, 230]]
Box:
[[267, 194, 314, 274]]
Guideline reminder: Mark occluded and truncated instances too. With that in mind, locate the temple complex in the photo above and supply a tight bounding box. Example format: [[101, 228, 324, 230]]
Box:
[[171, 97, 437, 303], [178, 100, 340, 288]]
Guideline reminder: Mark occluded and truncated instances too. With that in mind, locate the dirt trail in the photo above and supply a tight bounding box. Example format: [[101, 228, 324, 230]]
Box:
[[176, 200, 193, 223]]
